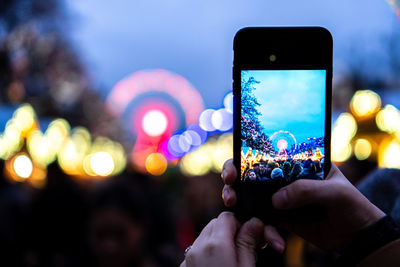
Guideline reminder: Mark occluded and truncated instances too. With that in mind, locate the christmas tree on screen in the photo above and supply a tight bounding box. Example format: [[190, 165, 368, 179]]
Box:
[[241, 76, 275, 156]]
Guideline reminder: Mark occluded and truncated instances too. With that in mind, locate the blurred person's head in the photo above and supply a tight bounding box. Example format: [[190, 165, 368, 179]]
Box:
[[87, 173, 176, 267], [252, 163, 260, 173], [304, 159, 316, 173], [314, 160, 322, 172], [283, 161, 291, 172], [271, 168, 284, 179], [248, 170, 257, 181], [290, 162, 303, 179], [89, 181, 148, 267]]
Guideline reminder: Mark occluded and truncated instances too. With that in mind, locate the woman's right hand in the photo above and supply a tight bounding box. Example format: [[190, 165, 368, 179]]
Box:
[[221, 159, 385, 252]]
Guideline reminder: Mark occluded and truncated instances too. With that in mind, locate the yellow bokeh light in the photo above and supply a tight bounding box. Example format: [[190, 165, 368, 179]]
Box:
[[211, 134, 233, 172], [354, 138, 372, 161], [3, 120, 23, 158], [13, 154, 33, 179], [145, 153, 167, 176], [332, 143, 352, 163], [13, 104, 36, 133], [379, 139, 400, 168], [332, 112, 357, 149], [27, 130, 56, 166], [180, 146, 212, 176], [376, 105, 400, 134], [58, 138, 83, 175], [350, 90, 381, 118], [45, 119, 70, 151], [90, 152, 115, 176]]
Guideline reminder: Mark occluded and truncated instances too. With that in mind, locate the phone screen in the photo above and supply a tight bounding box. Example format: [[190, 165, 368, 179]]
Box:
[[240, 69, 326, 183]]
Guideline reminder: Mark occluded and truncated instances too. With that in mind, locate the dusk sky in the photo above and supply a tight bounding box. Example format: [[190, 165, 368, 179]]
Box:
[[243, 70, 326, 144], [66, 0, 398, 109]]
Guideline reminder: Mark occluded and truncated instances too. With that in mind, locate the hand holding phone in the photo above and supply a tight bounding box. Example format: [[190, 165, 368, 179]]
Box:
[[222, 160, 385, 252]]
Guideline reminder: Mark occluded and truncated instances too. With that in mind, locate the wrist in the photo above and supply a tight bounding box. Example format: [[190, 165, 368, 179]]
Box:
[[336, 215, 400, 266]]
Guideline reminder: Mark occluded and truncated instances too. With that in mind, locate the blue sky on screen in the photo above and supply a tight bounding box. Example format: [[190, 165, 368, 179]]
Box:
[[243, 70, 325, 143]]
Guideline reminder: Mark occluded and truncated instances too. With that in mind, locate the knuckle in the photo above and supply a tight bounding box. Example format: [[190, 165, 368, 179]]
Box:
[[218, 211, 234, 219], [184, 250, 196, 264], [203, 240, 220, 256], [290, 180, 312, 198], [223, 159, 233, 169], [209, 218, 218, 226], [236, 235, 256, 250], [264, 225, 276, 237]]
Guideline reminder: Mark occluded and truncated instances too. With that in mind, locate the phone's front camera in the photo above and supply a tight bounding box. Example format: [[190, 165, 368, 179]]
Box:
[[269, 55, 276, 62]]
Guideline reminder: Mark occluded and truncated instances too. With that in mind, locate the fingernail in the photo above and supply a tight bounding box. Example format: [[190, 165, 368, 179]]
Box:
[[273, 189, 288, 209], [221, 169, 227, 179], [248, 217, 263, 234], [272, 240, 284, 253], [223, 187, 229, 199]]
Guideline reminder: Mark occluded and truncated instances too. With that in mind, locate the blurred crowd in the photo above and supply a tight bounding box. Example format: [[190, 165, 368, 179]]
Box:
[[242, 158, 324, 183], [0, 160, 224, 267]]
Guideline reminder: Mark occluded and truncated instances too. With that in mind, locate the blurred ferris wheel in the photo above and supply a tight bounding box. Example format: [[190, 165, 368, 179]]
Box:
[[269, 130, 297, 152]]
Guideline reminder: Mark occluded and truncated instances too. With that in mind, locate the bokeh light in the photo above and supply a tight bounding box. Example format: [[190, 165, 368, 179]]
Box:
[[211, 108, 233, 131], [27, 130, 54, 166], [376, 104, 400, 134], [331, 112, 357, 162], [332, 143, 352, 163], [2, 120, 23, 159], [331, 112, 357, 163], [199, 109, 216, 131], [145, 153, 168, 176], [223, 92, 233, 113], [142, 110, 168, 136], [379, 138, 400, 168], [12, 104, 36, 134], [13, 154, 33, 179], [354, 138, 372, 160], [210, 134, 233, 172], [180, 133, 232, 176], [350, 90, 381, 118], [90, 152, 115, 176], [58, 138, 83, 175], [180, 145, 212, 176], [187, 124, 208, 144]]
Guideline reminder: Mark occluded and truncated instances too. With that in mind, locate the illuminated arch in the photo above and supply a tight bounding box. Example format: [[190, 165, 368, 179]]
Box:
[[269, 130, 297, 151], [106, 69, 204, 125]]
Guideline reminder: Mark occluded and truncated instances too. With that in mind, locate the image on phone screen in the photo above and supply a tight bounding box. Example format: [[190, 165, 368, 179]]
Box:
[[241, 70, 326, 183]]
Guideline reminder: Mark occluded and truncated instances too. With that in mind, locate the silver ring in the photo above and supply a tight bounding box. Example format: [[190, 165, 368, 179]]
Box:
[[184, 245, 193, 257]]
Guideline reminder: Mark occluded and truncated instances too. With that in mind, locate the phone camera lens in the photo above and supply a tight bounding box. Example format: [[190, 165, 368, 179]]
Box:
[[269, 55, 276, 62]]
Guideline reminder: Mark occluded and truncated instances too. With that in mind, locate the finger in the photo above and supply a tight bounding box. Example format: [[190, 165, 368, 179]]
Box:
[[326, 163, 346, 181], [236, 217, 264, 266], [272, 179, 334, 210], [211, 211, 239, 241], [222, 159, 237, 185], [222, 185, 237, 207], [264, 225, 285, 253], [192, 218, 216, 247]]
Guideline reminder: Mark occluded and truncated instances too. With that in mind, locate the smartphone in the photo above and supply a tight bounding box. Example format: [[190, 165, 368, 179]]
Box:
[[232, 27, 332, 223]]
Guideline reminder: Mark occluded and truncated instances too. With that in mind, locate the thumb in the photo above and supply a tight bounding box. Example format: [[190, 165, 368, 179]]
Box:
[[236, 217, 264, 267], [272, 178, 336, 210]]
